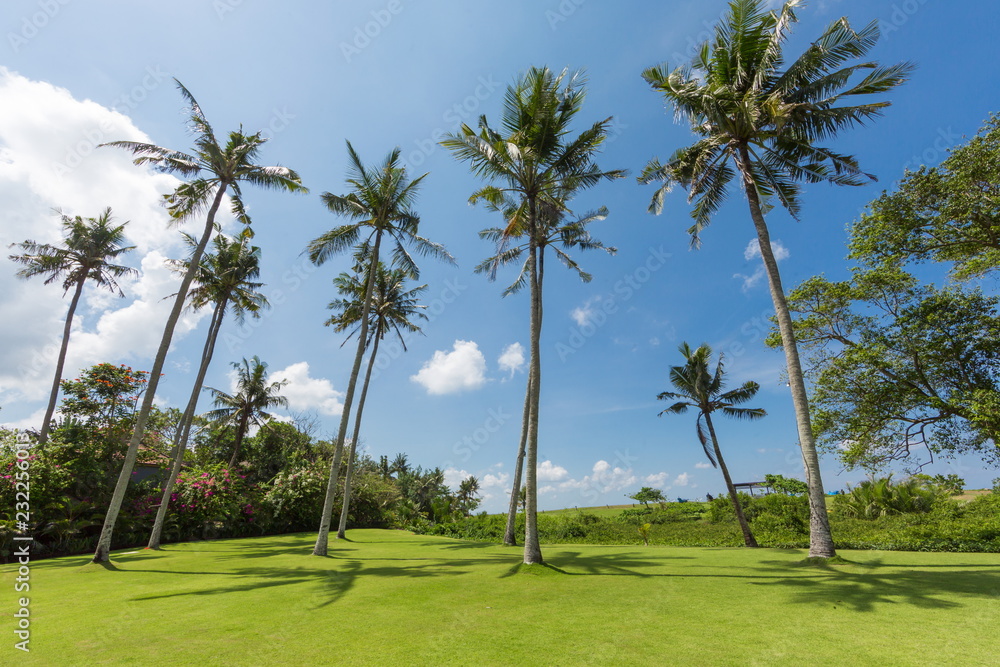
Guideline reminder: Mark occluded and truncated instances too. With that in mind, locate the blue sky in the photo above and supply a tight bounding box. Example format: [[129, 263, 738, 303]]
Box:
[[1, 0, 997, 510]]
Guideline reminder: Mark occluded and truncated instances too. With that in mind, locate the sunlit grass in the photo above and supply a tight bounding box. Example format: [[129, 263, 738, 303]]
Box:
[[3, 530, 998, 666]]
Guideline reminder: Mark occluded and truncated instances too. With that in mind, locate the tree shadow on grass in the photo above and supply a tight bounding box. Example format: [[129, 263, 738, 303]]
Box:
[[125, 557, 485, 608], [498, 551, 693, 578], [748, 557, 1000, 612]]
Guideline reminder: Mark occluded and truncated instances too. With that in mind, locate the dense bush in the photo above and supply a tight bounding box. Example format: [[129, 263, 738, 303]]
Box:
[[836, 477, 944, 518]]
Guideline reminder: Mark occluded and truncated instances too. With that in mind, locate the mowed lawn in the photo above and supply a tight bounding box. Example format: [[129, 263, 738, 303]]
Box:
[[4, 530, 999, 666]]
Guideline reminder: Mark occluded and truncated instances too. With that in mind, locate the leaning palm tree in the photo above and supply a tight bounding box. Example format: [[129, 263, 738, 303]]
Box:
[[148, 231, 267, 549], [8, 208, 136, 443], [442, 66, 625, 563], [638, 0, 911, 558], [478, 198, 615, 547], [328, 262, 427, 539], [657, 343, 765, 547], [203, 356, 288, 468], [306, 141, 452, 556], [92, 80, 306, 562]]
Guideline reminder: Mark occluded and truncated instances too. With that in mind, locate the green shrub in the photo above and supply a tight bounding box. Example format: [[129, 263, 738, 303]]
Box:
[[837, 476, 944, 519]]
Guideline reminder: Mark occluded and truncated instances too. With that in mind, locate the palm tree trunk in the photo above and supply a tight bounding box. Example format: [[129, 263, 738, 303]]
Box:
[[524, 201, 544, 565], [736, 145, 836, 559], [503, 371, 532, 546], [38, 276, 86, 443], [228, 410, 250, 469], [92, 185, 229, 562], [704, 413, 757, 547], [148, 297, 227, 549], [313, 233, 382, 556], [337, 334, 380, 539]]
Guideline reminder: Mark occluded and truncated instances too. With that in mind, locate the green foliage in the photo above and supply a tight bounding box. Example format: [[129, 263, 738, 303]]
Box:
[[764, 473, 808, 496], [59, 362, 150, 427], [912, 473, 965, 495], [261, 463, 329, 533], [629, 486, 667, 506], [836, 477, 944, 519], [775, 267, 1000, 468], [849, 113, 1000, 281]]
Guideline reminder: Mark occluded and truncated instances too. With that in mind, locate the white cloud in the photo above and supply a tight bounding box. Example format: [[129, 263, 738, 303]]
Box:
[[497, 342, 526, 378], [560, 460, 637, 494], [570, 297, 601, 327], [644, 472, 670, 488], [734, 238, 790, 292], [410, 340, 487, 395], [673, 472, 691, 487], [270, 362, 344, 416], [695, 462, 712, 469], [0, 69, 225, 417], [537, 460, 569, 482], [444, 467, 471, 489]]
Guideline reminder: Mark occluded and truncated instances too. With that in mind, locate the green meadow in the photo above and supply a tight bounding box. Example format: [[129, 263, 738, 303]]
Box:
[[4, 530, 998, 666]]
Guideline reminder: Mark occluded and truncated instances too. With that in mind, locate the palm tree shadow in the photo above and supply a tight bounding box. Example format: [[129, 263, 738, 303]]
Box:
[[127, 559, 473, 608], [749, 558, 1000, 612]]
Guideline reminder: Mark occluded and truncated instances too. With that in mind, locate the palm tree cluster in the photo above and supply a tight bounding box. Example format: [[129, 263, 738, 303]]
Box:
[[9, 0, 913, 565]]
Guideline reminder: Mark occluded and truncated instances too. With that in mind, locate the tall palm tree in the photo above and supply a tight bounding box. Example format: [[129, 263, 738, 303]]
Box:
[[8, 208, 136, 443], [327, 262, 427, 539], [442, 66, 625, 563], [657, 343, 765, 547], [203, 356, 288, 468], [92, 80, 306, 562], [148, 231, 267, 549], [306, 141, 452, 556], [478, 200, 615, 547], [638, 0, 911, 558]]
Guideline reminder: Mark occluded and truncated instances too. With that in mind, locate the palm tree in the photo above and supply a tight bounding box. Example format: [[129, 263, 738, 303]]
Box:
[[92, 80, 306, 562], [8, 208, 136, 443], [306, 141, 452, 556], [442, 66, 625, 563], [657, 343, 765, 547], [327, 262, 428, 539], [478, 200, 615, 547], [638, 0, 911, 558], [148, 231, 267, 549], [203, 356, 288, 468], [456, 475, 481, 516]]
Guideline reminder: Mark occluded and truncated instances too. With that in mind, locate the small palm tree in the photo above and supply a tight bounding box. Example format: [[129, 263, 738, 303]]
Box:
[[639, 0, 910, 558], [148, 232, 267, 549], [456, 476, 481, 517], [92, 80, 306, 562], [8, 208, 136, 443], [478, 200, 615, 547], [306, 141, 452, 556], [204, 356, 288, 468], [442, 66, 625, 564], [329, 262, 427, 539], [657, 343, 765, 547]]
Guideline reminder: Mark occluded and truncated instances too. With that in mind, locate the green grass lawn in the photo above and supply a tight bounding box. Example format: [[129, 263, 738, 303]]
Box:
[[4, 530, 999, 666]]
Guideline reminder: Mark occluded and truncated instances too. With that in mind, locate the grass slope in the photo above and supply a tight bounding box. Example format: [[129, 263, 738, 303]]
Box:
[[3, 530, 999, 666]]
